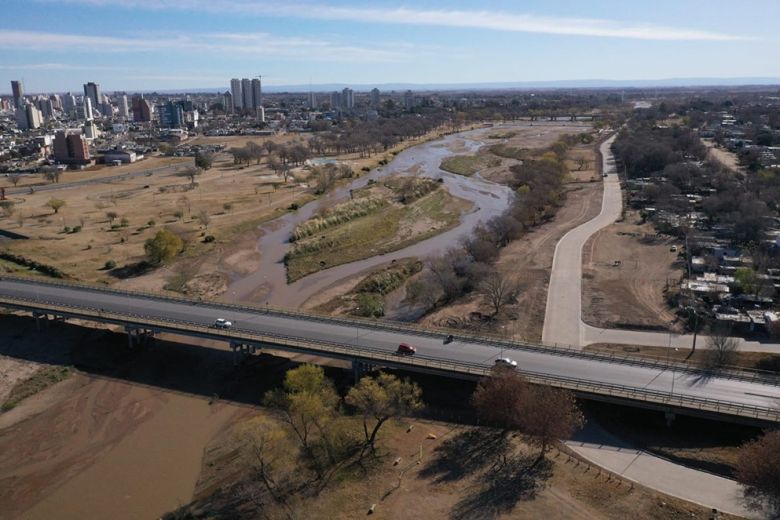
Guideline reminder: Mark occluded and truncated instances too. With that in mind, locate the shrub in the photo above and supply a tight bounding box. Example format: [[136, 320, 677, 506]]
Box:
[[203, 235, 215, 243], [288, 202, 300, 211], [104, 260, 117, 270]]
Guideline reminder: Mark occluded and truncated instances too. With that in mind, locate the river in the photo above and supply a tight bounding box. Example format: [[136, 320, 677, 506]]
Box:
[[225, 125, 518, 309]]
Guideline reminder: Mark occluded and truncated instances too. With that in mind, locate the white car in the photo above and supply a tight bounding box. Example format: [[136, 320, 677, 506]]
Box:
[[494, 357, 518, 368], [213, 318, 232, 329]]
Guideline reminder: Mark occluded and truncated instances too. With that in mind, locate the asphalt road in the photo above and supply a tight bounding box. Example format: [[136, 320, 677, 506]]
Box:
[[2, 277, 780, 416], [5, 163, 189, 196]]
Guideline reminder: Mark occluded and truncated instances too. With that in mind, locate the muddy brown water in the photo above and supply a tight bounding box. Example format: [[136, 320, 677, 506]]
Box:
[[225, 125, 521, 309]]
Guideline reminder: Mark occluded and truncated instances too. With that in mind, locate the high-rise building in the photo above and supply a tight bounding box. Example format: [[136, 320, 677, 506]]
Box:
[[82, 97, 94, 121], [403, 90, 415, 110], [158, 101, 184, 128], [370, 88, 380, 108], [230, 78, 242, 111], [132, 96, 152, 122], [118, 95, 129, 119], [101, 101, 114, 117], [36, 98, 54, 119], [241, 78, 252, 111], [83, 120, 100, 140], [15, 104, 43, 130], [223, 91, 233, 112], [251, 78, 262, 110], [49, 94, 62, 111], [308, 90, 317, 109], [11, 80, 24, 109], [54, 130, 91, 165], [341, 88, 354, 110], [330, 91, 341, 111], [62, 93, 77, 115], [83, 82, 102, 114]]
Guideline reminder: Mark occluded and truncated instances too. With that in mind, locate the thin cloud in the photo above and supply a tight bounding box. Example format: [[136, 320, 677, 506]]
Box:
[[0, 29, 403, 62], [48, 0, 749, 41], [0, 63, 122, 70]]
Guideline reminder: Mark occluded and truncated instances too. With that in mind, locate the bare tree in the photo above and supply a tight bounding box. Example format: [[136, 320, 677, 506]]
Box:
[[735, 431, 780, 517], [180, 166, 202, 186], [478, 271, 519, 316], [472, 370, 584, 466], [8, 173, 21, 187], [704, 324, 738, 369], [197, 209, 211, 229]]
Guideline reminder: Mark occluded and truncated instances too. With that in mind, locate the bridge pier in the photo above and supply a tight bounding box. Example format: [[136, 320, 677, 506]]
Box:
[[33, 311, 48, 330], [230, 341, 259, 365], [352, 360, 374, 382], [665, 411, 676, 427], [125, 326, 155, 348]]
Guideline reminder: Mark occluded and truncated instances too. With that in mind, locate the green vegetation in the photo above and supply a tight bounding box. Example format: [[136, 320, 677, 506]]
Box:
[[0, 252, 66, 278], [354, 260, 423, 294], [439, 154, 501, 176], [355, 292, 384, 317], [1, 366, 71, 412], [285, 189, 467, 282], [489, 143, 528, 160], [144, 228, 184, 265], [292, 197, 387, 241]]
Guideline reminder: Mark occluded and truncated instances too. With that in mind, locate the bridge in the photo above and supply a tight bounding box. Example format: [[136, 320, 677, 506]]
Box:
[[1, 275, 779, 425]]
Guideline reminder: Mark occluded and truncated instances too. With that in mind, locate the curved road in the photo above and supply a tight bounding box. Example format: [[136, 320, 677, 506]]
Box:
[[543, 135, 779, 353]]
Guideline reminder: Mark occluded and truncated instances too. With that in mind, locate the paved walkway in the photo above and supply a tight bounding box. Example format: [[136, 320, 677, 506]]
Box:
[[542, 134, 779, 354], [566, 420, 753, 518]]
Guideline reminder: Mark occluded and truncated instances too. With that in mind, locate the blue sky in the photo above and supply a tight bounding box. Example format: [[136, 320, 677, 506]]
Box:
[[1, 0, 778, 93]]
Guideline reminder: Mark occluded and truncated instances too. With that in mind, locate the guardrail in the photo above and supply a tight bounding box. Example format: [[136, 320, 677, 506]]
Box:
[[2, 275, 779, 388], [2, 292, 779, 424]]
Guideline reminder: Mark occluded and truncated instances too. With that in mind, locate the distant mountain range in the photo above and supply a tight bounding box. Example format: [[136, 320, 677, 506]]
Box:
[[128, 77, 780, 95]]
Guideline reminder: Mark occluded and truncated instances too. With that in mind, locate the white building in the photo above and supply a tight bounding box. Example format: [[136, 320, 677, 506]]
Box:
[[241, 78, 252, 111], [230, 78, 242, 111]]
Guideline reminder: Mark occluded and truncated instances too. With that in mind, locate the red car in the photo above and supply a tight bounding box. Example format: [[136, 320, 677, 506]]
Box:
[[397, 343, 416, 355]]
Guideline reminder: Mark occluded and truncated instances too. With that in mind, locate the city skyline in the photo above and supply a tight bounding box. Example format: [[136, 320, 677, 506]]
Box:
[[1, 0, 779, 93]]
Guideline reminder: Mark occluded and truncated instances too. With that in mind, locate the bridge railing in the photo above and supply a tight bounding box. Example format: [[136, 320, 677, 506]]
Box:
[[2, 293, 779, 423], [3, 274, 779, 388]]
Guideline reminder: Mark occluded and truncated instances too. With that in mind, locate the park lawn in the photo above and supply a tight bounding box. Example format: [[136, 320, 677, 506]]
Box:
[[286, 189, 470, 282], [439, 154, 500, 176]]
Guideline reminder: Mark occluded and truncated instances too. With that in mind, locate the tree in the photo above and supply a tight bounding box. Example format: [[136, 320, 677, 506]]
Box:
[[194, 152, 214, 171], [478, 271, 519, 316], [180, 166, 202, 186], [0, 201, 15, 218], [704, 324, 738, 369], [144, 228, 184, 265], [42, 167, 61, 184], [173, 209, 184, 221], [8, 173, 21, 187], [197, 209, 211, 229], [106, 211, 118, 226], [472, 370, 584, 466], [735, 431, 780, 517], [345, 372, 423, 453], [46, 198, 65, 214], [518, 385, 585, 466], [263, 364, 341, 470]]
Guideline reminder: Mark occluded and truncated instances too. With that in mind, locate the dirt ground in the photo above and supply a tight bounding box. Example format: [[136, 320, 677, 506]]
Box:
[[582, 210, 684, 331], [701, 139, 744, 174], [184, 414, 737, 520]]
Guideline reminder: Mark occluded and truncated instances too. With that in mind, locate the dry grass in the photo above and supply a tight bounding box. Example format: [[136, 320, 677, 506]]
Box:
[[439, 154, 500, 176], [285, 186, 471, 282]]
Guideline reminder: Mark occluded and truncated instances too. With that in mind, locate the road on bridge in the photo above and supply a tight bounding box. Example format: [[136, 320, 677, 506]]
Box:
[[1, 277, 779, 421]]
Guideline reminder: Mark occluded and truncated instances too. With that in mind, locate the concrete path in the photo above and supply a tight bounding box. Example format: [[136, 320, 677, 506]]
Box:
[[566, 420, 753, 518], [541, 134, 780, 354]]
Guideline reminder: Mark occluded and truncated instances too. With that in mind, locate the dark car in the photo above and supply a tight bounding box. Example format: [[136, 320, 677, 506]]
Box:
[[397, 343, 416, 355]]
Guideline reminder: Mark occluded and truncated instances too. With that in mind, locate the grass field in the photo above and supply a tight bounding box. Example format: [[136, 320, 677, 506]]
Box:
[[439, 154, 500, 176], [285, 187, 470, 282]]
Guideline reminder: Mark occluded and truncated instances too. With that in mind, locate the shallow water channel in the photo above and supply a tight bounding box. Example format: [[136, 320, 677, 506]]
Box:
[[226, 125, 516, 309]]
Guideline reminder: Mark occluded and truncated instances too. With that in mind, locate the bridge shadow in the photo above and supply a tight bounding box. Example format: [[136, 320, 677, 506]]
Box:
[[0, 313, 354, 409]]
